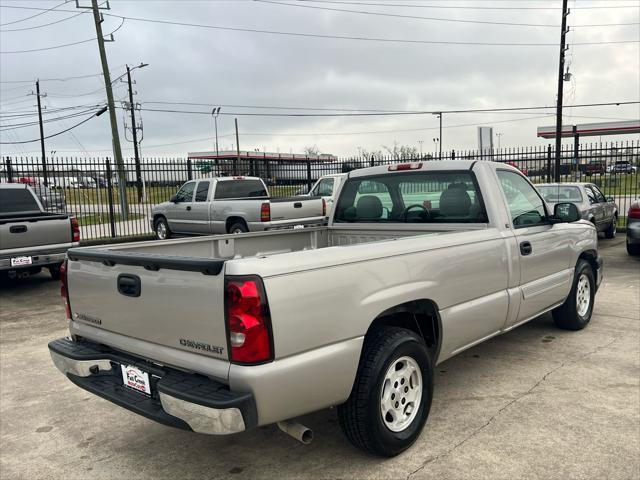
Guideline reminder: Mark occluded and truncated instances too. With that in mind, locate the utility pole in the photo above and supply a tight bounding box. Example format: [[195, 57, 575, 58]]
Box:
[[35, 80, 48, 186], [212, 107, 221, 157], [554, 0, 570, 182], [439, 113, 443, 160], [235, 118, 241, 176], [78, 0, 128, 217], [125, 63, 148, 203]]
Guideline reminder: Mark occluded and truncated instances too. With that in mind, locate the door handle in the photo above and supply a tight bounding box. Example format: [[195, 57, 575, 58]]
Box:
[[520, 241, 533, 256], [186, 206, 192, 211], [293, 202, 302, 208], [9, 225, 27, 233]]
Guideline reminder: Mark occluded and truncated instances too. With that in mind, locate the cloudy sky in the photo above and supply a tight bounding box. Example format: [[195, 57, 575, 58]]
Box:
[[0, 0, 638, 158]]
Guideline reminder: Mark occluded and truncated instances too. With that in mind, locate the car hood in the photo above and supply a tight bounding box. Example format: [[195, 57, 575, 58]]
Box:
[[152, 201, 172, 213]]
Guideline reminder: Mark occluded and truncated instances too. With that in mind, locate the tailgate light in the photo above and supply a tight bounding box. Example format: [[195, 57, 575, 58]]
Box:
[[388, 162, 423, 171], [629, 207, 640, 219], [71, 217, 80, 242], [60, 260, 71, 320], [260, 202, 271, 222], [225, 276, 273, 364]]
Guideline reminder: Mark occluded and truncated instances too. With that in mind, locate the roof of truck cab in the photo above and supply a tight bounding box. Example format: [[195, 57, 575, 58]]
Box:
[[0, 183, 29, 189], [196, 176, 263, 182], [347, 160, 515, 178]]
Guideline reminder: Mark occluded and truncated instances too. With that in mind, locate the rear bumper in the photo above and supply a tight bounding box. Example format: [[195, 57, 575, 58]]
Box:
[[0, 251, 67, 271], [626, 221, 640, 242], [48, 337, 257, 435]]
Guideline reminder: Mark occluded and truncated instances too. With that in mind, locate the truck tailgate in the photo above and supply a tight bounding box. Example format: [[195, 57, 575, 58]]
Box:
[[270, 196, 324, 222], [66, 250, 229, 362], [0, 214, 71, 250]]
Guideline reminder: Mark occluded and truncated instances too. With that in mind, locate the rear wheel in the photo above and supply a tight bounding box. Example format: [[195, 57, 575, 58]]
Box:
[[228, 221, 248, 234], [604, 216, 617, 239], [627, 239, 640, 256], [552, 259, 595, 330], [154, 217, 172, 240], [337, 327, 433, 457], [48, 264, 62, 280]]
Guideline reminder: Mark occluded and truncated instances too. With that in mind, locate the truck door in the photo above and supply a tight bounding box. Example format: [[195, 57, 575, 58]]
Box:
[[496, 170, 574, 326], [188, 180, 212, 234], [310, 177, 336, 215], [589, 184, 613, 229], [166, 181, 195, 233]]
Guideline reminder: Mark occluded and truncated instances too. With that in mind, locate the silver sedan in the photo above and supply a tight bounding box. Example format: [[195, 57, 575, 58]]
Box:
[[537, 183, 619, 238]]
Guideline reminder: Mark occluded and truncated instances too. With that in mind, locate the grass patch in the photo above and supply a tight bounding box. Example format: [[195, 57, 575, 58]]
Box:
[[78, 212, 144, 226]]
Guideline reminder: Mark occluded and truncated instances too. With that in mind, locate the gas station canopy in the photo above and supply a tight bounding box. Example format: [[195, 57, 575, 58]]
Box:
[[537, 120, 640, 139]]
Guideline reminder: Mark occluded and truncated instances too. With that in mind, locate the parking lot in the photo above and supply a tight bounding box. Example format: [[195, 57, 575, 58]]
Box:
[[0, 238, 638, 480]]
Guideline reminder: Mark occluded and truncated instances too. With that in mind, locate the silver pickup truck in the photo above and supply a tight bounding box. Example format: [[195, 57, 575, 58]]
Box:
[[49, 161, 602, 457], [151, 176, 325, 239], [0, 183, 80, 279]]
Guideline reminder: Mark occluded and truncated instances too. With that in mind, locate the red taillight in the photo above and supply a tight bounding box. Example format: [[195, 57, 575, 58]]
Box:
[[225, 276, 273, 364], [71, 217, 80, 242], [260, 202, 271, 222], [389, 162, 422, 171], [322, 198, 326, 217], [629, 207, 640, 219], [60, 260, 71, 320]]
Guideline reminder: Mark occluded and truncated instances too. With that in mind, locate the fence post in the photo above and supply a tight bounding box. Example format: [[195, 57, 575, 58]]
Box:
[[573, 125, 580, 179], [5, 158, 13, 183], [306, 159, 312, 192], [546, 144, 552, 182], [105, 160, 117, 238], [233, 156, 238, 176], [451, 150, 456, 160], [187, 159, 193, 180], [370, 155, 375, 167]]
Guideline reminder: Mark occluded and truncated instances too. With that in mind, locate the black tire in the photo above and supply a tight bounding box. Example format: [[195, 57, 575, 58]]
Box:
[[154, 217, 172, 240], [228, 221, 248, 234], [552, 259, 595, 330], [604, 216, 617, 239], [48, 264, 62, 280], [337, 327, 433, 457], [627, 239, 640, 256]]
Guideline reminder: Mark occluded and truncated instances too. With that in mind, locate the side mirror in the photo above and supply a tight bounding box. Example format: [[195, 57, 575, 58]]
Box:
[[170, 194, 178, 203], [553, 202, 580, 223], [607, 196, 615, 202]]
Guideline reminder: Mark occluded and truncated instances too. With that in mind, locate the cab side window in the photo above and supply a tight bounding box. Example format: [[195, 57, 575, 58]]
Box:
[[195, 181, 210, 202], [175, 181, 195, 202], [585, 187, 597, 205], [590, 185, 606, 203], [496, 170, 547, 228]]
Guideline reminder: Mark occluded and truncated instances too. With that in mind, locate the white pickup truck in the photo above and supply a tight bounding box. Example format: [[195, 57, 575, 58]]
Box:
[[49, 160, 602, 457]]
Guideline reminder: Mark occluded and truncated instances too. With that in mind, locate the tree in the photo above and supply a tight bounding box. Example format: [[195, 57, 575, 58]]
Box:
[[382, 142, 420, 160], [304, 145, 321, 156]]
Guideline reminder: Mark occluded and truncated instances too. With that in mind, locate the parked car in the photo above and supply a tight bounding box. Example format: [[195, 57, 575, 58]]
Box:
[[612, 161, 635, 174], [151, 176, 326, 239], [78, 177, 97, 188], [0, 183, 79, 279], [17, 176, 38, 187], [583, 162, 605, 176], [49, 160, 602, 457], [306, 173, 347, 217], [626, 199, 640, 255], [31, 184, 66, 211], [537, 183, 618, 238]]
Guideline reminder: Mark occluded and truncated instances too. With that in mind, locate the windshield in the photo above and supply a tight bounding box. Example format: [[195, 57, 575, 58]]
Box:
[[537, 185, 583, 203], [334, 170, 487, 224]]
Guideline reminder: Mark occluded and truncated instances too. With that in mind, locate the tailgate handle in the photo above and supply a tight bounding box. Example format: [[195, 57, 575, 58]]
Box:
[[117, 274, 141, 297], [10, 225, 27, 233], [293, 202, 302, 208]]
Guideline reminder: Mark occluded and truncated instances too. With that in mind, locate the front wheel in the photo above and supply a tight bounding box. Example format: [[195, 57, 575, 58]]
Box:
[[337, 327, 433, 457], [552, 259, 595, 330], [604, 216, 617, 239], [154, 217, 172, 240]]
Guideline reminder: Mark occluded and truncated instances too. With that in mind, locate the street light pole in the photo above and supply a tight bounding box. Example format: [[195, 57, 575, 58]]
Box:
[[496, 132, 503, 150], [211, 107, 221, 156], [418, 140, 423, 158]]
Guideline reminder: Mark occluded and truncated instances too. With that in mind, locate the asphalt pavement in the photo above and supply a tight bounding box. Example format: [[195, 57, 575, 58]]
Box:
[[0, 237, 638, 480]]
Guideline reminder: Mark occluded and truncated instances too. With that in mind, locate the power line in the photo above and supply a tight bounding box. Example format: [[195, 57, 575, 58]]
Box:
[[134, 101, 640, 118], [0, 72, 105, 84], [0, 108, 106, 144], [286, 0, 640, 11], [0, 17, 125, 54], [0, 107, 105, 131], [0, 10, 87, 33], [0, 0, 70, 27], [256, 0, 640, 28], [1, 5, 637, 47]]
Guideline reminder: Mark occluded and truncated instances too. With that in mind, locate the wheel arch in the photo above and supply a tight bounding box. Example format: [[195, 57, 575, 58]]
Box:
[[365, 299, 442, 364], [578, 249, 598, 276], [153, 214, 167, 227], [226, 216, 248, 233]]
